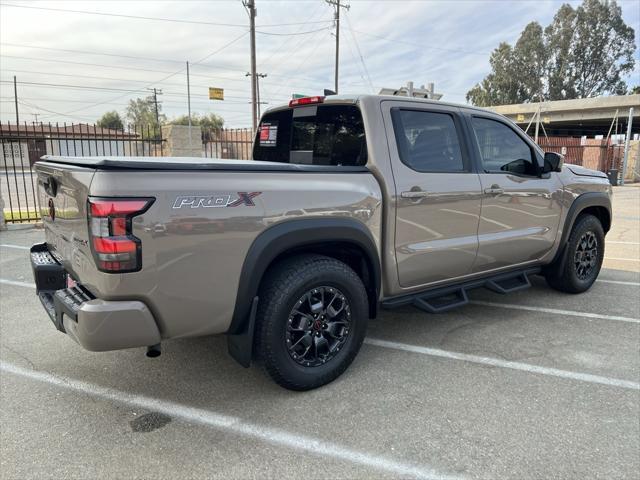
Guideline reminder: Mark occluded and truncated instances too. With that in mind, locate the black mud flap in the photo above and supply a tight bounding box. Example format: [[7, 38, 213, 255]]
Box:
[[227, 296, 258, 368]]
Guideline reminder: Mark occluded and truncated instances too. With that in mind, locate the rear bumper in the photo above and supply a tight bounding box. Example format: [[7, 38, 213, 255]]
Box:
[[30, 243, 161, 351]]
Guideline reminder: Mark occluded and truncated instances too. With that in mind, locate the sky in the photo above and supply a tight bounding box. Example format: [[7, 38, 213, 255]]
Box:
[[0, 0, 639, 128]]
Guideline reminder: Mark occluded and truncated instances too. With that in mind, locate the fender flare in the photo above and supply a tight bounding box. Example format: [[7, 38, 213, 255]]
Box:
[[227, 218, 381, 367], [549, 191, 612, 269], [228, 217, 381, 336]]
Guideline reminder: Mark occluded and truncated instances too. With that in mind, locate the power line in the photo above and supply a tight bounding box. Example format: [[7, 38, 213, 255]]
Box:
[[344, 13, 374, 93], [1, 69, 251, 95], [2, 96, 252, 109], [0, 52, 248, 76], [0, 2, 334, 28], [257, 1, 327, 70], [1, 42, 192, 66], [0, 52, 325, 86], [349, 28, 490, 56], [61, 30, 249, 116], [255, 26, 332, 36], [341, 20, 371, 93], [268, 26, 331, 99]]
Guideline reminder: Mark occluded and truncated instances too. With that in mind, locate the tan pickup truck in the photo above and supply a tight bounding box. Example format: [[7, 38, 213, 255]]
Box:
[[31, 94, 612, 390]]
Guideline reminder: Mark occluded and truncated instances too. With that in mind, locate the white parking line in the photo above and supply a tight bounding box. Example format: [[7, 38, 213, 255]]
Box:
[[366, 338, 640, 391], [470, 300, 640, 324], [598, 279, 640, 286], [0, 244, 30, 250], [0, 279, 37, 289], [0, 361, 461, 480]]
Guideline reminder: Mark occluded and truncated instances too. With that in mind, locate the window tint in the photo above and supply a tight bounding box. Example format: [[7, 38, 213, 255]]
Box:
[[252, 105, 366, 166], [471, 117, 537, 176], [392, 110, 464, 172]]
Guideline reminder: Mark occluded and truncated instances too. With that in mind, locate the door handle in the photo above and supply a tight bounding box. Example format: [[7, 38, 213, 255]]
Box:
[[484, 185, 504, 195], [401, 190, 429, 199]]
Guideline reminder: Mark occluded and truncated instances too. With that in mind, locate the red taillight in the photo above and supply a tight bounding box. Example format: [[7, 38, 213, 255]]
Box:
[[87, 197, 154, 273], [90, 199, 150, 217], [289, 96, 324, 107]]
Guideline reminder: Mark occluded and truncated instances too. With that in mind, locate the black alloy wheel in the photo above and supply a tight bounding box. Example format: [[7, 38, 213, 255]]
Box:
[[286, 286, 351, 367]]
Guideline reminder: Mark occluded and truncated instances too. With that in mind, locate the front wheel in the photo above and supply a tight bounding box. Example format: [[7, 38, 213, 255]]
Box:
[[255, 254, 368, 391], [545, 214, 605, 293]]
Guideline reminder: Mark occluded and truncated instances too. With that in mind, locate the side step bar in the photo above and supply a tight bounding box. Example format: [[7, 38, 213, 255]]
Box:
[[382, 268, 540, 314]]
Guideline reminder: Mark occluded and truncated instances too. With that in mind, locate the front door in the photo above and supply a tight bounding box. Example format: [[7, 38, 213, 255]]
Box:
[[468, 115, 563, 273], [382, 101, 482, 288]]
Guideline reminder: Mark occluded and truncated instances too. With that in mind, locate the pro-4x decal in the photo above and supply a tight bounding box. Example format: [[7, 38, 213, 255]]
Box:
[[173, 192, 262, 209]]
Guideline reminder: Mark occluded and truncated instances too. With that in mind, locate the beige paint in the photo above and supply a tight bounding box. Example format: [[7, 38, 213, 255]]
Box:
[[33, 94, 613, 353]]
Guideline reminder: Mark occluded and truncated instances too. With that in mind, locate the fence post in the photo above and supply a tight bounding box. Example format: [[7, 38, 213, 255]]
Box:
[[621, 107, 634, 186]]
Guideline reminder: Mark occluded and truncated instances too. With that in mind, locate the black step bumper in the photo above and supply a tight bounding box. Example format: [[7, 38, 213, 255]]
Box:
[[29, 242, 161, 351]]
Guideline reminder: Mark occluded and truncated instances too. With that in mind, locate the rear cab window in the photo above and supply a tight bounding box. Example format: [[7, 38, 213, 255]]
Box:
[[253, 104, 367, 166]]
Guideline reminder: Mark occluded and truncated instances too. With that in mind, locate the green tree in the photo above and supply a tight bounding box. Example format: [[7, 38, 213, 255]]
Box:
[[125, 97, 166, 129], [96, 111, 124, 130], [467, 0, 636, 106], [630, 86, 640, 94], [169, 112, 224, 130]]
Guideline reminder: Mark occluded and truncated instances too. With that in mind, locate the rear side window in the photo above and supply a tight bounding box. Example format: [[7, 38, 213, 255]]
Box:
[[471, 117, 537, 176], [391, 109, 465, 172], [253, 105, 367, 166]]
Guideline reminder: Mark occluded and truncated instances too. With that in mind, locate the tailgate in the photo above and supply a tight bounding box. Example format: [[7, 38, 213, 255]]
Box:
[[35, 161, 96, 282]]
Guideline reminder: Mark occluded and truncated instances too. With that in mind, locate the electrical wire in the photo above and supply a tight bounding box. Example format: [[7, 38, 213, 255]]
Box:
[[255, 26, 332, 36], [349, 28, 490, 56], [344, 13, 375, 93], [1, 42, 194, 66], [0, 3, 334, 28], [61, 31, 250, 116], [1, 69, 250, 95]]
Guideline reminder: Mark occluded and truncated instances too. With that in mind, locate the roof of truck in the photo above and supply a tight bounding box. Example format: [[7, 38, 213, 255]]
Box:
[[265, 94, 493, 115]]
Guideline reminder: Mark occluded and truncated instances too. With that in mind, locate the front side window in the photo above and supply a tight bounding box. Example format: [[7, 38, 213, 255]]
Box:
[[253, 105, 366, 166], [471, 117, 537, 176], [391, 109, 465, 173]]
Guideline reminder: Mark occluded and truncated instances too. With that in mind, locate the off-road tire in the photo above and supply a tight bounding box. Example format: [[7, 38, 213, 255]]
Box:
[[255, 254, 368, 391], [545, 214, 605, 294]]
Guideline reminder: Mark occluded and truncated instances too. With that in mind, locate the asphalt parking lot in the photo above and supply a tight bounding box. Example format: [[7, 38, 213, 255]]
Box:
[[1, 185, 638, 480]]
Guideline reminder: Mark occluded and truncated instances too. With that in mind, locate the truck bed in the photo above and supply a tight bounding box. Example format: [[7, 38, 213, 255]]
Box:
[[34, 156, 382, 342]]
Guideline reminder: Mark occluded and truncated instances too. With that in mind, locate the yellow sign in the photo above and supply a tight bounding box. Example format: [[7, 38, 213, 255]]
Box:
[[543, 116, 550, 124], [209, 87, 224, 100], [516, 114, 525, 122]]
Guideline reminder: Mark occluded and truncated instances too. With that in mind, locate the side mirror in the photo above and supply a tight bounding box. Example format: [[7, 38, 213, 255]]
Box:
[[542, 151, 563, 174]]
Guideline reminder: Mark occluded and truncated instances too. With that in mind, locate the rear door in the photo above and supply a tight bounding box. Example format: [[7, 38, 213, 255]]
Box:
[[382, 100, 482, 288], [467, 115, 563, 272]]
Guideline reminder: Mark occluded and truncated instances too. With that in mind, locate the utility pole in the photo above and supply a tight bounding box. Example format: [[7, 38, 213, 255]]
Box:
[[244, 0, 258, 133], [31, 113, 40, 124], [326, 0, 350, 94], [13, 76, 19, 125], [186, 61, 192, 129], [247, 72, 267, 119], [186, 61, 192, 148], [146, 87, 162, 135]]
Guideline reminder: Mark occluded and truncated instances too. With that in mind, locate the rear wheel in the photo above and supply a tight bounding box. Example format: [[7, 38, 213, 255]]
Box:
[[255, 254, 368, 391], [545, 214, 605, 293]]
